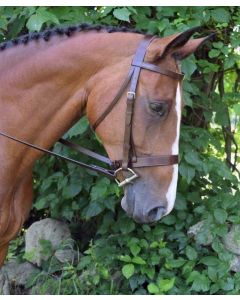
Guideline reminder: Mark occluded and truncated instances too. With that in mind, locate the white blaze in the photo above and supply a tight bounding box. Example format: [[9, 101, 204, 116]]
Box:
[[165, 83, 181, 215]]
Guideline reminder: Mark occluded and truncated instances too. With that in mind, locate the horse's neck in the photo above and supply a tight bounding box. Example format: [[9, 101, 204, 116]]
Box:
[[0, 31, 141, 169]]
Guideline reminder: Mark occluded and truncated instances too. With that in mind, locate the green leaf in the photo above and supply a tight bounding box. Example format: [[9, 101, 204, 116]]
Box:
[[130, 244, 141, 256], [147, 283, 160, 294], [34, 194, 56, 210], [214, 208, 227, 224], [166, 258, 186, 268], [162, 215, 176, 225], [39, 239, 53, 259], [213, 41, 224, 48], [113, 7, 131, 22], [62, 206, 74, 221], [85, 201, 104, 219], [103, 196, 116, 212], [210, 283, 220, 294], [120, 217, 135, 234], [207, 266, 218, 282], [119, 255, 132, 263], [211, 8, 230, 23], [212, 239, 224, 253], [132, 256, 146, 265], [186, 246, 198, 260], [179, 163, 195, 184], [90, 177, 110, 201], [150, 253, 161, 265], [67, 117, 89, 138], [7, 16, 26, 38], [62, 181, 82, 199], [77, 256, 92, 271], [127, 6, 138, 14], [209, 49, 220, 58], [181, 56, 197, 78], [150, 241, 159, 248], [220, 278, 234, 291], [26, 14, 44, 31], [184, 151, 202, 166], [37, 7, 59, 24], [187, 271, 210, 292], [215, 105, 229, 126], [142, 224, 151, 232], [233, 103, 240, 116], [158, 278, 175, 292], [26, 8, 59, 32], [182, 261, 195, 276], [191, 274, 210, 292], [224, 54, 237, 69], [143, 266, 155, 280], [122, 264, 135, 279], [99, 6, 114, 18], [200, 256, 219, 266]]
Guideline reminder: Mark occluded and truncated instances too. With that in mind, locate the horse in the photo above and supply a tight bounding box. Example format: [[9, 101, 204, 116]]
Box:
[[0, 23, 211, 266]]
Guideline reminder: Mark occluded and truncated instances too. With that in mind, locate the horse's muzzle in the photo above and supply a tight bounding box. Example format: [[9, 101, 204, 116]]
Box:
[[121, 183, 167, 224]]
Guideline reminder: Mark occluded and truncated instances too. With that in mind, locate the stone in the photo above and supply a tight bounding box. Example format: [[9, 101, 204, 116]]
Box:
[[188, 221, 205, 236], [223, 224, 240, 255], [0, 260, 38, 294], [4, 260, 37, 286], [187, 220, 213, 246], [0, 272, 10, 295], [54, 249, 79, 264], [25, 218, 71, 267], [230, 255, 240, 272]]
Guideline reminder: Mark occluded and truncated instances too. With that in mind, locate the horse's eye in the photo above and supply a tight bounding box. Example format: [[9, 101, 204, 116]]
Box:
[[149, 102, 168, 118]]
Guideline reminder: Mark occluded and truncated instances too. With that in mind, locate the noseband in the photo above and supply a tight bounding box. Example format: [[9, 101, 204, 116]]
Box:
[[0, 35, 184, 187]]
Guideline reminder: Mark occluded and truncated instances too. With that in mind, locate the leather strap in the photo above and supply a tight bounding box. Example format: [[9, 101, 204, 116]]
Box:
[[59, 138, 112, 166], [115, 155, 178, 168], [0, 131, 115, 179], [132, 62, 184, 80], [92, 67, 135, 131], [122, 90, 136, 170], [122, 36, 156, 170]]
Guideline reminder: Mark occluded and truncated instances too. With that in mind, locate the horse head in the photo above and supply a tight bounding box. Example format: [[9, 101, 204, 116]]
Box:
[[87, 27, 211, 223]]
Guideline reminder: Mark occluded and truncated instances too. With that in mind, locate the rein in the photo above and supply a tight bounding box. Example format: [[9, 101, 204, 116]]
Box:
[[0, 35, 184, 187]]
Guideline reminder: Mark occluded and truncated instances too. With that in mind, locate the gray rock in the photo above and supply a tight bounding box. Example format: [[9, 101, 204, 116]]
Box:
[[187, 221, 213, 246], [0, 260, 38, 294], [54, 249, 79, 264], [230, 255, 240, 272], [3, 260, 37, 286], [188, 221, 205, 236], [25, 218, 71, 266], [223, 224, 240, 255], [0, 272, 10, 295]]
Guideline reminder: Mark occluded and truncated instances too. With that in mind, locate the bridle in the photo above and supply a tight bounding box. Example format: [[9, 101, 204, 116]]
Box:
[[0, 35, 184, 187]]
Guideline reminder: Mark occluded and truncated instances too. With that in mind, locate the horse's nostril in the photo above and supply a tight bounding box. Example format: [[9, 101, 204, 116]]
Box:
[[147, 206, 166, 223]]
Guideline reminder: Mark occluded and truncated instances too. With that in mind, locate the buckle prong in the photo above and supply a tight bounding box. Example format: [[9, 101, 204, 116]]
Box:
[[114, 168, 138, 187]]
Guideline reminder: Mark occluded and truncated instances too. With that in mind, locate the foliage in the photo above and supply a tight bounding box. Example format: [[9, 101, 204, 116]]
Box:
[[1, 6, 239, 295]]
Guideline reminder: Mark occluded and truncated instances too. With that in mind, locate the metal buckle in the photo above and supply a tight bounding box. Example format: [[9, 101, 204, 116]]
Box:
[[127, 91, 136, 100], [114, 168, 138, 187]]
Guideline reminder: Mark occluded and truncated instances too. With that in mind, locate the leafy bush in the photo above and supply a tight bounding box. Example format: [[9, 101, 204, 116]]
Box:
[[1, 6, 239, 295]]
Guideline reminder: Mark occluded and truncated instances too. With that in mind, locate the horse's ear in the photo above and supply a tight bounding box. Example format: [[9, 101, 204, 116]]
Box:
[[159, 26, 203, 58], [172, 34, 215, 60], [147, 27, 214, 61]]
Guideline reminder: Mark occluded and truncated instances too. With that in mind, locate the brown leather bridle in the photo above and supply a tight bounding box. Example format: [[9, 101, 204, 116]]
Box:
[[0, 35, 184, 187]]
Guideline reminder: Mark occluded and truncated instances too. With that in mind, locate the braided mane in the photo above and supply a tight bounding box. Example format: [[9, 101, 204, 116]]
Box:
[[0, 23, 144, 51]]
